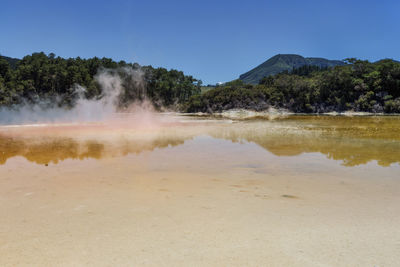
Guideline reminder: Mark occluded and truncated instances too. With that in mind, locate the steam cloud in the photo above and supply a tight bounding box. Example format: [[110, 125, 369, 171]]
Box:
[[0, 67, 152, 125]]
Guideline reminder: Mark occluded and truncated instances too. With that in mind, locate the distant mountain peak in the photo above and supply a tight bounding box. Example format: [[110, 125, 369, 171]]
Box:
[[239, 54, 344, 84]]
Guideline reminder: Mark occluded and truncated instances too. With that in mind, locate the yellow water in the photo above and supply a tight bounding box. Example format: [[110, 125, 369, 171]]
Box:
[[0, 115, 400, 266]]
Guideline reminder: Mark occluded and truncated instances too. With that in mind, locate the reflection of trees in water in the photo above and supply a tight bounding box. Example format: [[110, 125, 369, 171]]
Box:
[[1, 116, 400, 167], [208, 119, 400, 167], [0, 137, 104, 165], [0, 134, 189, 165]]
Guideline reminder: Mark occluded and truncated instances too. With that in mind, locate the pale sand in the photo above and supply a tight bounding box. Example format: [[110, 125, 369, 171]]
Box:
[[0, 117, 400, 266]]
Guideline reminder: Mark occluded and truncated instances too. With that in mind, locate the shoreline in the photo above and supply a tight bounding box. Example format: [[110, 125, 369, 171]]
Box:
[[182, 109, 400, 120]]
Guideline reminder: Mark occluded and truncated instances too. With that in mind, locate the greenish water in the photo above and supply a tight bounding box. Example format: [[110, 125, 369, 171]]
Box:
[[0, 115, 400, 167]]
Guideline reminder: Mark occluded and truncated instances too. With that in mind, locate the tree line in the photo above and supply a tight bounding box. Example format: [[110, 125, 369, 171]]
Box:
[[0, 52, 201, 109], [1, 53, 400, 114], [185, 58, 400, 113]]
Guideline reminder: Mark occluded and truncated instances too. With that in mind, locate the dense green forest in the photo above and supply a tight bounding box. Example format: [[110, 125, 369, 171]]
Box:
[[0, 52, 201, 110], [186, 59, 400, 113], [1, 53, 400, 114]]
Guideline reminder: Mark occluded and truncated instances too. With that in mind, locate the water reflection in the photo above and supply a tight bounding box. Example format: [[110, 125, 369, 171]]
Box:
[[0, 134, 189, 165], [1, 115, 400, 166]]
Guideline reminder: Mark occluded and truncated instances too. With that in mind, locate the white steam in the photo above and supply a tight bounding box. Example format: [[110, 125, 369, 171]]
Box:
[[0, 67, 150, 125]]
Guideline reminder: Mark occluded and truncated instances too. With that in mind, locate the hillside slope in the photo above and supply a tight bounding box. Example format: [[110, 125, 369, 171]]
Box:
[[239, 54, 344, 84], [0, 55, 20, 69]]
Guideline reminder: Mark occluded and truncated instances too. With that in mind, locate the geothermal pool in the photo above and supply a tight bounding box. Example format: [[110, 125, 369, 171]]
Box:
[[0, 114, 400, 266]]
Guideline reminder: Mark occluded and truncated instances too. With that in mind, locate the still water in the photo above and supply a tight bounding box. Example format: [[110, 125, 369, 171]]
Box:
[[0, 115, 399, 266]]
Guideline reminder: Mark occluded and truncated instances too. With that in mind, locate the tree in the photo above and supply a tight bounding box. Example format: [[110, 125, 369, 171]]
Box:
[[0, 57, 10, 77]]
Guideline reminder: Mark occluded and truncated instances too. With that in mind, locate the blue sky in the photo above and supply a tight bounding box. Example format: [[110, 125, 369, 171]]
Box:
[[1, 0, 399, 84]]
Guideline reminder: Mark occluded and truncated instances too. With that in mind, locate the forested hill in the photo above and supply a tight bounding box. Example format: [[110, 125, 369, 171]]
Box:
[[186, 58, 400, 114], [0, 52, 201, 109], [239, 54, 344, 84], [2, 52, 400, 115], [0, 55, 20, 69]]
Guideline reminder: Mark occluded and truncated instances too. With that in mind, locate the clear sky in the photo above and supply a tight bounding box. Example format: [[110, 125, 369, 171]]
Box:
[[1, 0, 399, 84]]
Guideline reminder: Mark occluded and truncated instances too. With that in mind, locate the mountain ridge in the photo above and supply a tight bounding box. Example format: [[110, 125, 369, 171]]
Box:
[[239, 54, 345, 84]]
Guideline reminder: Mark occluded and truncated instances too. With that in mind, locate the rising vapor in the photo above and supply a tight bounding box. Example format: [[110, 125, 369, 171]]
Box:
[[0, 67, 151, 125]]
